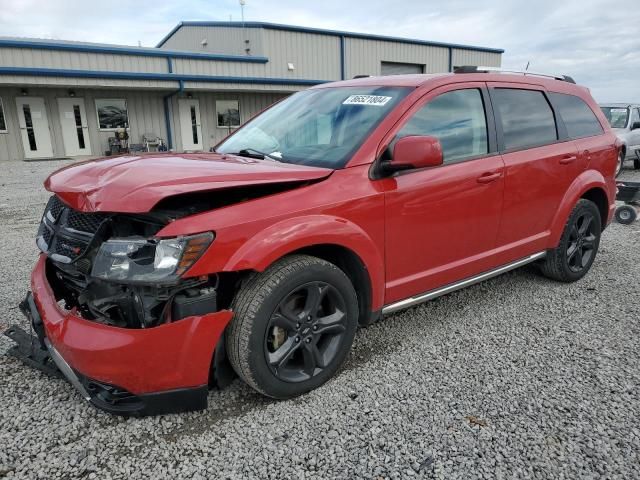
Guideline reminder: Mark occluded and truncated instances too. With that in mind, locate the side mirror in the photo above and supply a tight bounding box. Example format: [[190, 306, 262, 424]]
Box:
[[385, 135, 443, 172], [631, 121, 640, 130]]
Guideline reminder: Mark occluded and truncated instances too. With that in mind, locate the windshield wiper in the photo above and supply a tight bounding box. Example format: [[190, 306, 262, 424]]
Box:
[[234, 148, 282, 162]]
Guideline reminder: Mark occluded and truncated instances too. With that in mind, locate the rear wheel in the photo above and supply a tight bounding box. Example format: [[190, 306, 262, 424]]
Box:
[[226, 255, 358, 399], [540, 199, 601, 282], [615, 205, 637, 225]]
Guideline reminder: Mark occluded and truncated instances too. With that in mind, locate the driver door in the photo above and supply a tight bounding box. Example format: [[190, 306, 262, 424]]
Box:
[[382, 83, 505, 304]]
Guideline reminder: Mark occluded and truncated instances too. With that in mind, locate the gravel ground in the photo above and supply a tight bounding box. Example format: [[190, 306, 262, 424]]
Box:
[[0, 159, 639, 480]]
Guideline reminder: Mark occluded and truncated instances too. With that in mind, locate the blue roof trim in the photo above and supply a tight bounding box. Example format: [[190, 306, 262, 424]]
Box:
[[0, 38, 269, 63], [0, 66, 327, 86], [157, 21, 505, 54]]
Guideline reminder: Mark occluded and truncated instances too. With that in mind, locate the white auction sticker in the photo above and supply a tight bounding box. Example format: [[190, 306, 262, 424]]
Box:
[[343, 95, 392, 106]]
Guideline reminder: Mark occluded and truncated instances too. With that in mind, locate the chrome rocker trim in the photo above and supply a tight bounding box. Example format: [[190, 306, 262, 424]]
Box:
[[382, 251, 547, 315]]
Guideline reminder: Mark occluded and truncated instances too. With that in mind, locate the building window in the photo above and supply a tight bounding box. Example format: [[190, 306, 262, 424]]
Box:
[[95, 99, 128, 130], [0, 98, 7, 133], [216, 100, 240, 128]]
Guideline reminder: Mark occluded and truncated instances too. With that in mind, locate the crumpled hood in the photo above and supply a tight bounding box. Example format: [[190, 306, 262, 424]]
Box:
[[45, 153, 333, 213]]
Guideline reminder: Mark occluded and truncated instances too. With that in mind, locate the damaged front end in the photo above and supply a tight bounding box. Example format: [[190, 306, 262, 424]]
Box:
[[38, 195, 219, 329], [5, 195, 237, 415]]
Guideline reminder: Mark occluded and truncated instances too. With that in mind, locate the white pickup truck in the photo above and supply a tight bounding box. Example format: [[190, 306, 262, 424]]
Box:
[[600, 103, 640, 176]]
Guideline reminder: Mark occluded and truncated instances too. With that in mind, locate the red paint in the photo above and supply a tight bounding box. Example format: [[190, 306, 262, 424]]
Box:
[[31, 255, 232, 394], [38, 73, 617, 395], [45, 152, 332, 213]]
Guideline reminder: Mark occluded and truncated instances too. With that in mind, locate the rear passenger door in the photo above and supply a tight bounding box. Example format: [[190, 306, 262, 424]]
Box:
[[489, 84, 579, 258]]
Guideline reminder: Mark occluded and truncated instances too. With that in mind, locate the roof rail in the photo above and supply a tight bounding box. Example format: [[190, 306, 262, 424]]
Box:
[[453, 66, 576, 84]]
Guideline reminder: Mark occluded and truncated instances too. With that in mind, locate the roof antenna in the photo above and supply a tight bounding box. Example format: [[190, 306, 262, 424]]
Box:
[[525, 61, 530, 71]]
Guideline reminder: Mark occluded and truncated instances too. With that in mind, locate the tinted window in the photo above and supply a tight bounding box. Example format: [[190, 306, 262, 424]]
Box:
[[397, 89, 488, 164], [493, 89, 557, 150], [549, 93, 603, 138]]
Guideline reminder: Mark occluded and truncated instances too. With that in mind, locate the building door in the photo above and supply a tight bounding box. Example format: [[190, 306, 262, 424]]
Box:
[[57, 98, 92, 157], [15, 97, 54, 159], [178, 99, 203, 151]]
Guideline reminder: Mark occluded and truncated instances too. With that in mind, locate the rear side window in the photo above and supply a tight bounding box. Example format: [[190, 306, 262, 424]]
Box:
[[397, 89, 488, 164], [549, 93, 603, 139], [492, 89, 557, 150]]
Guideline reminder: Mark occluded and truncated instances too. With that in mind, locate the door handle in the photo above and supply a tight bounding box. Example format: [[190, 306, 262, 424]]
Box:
[[477, 172, 502, 184], [560, 155, 577, 165]]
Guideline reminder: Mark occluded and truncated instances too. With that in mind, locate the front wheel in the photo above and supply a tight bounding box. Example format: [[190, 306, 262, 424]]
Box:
[[226, 255, 358, 399], [540, 199, 601, 282]]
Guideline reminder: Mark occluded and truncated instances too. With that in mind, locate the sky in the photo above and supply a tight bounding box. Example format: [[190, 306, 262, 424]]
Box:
[[0, 0, 638, 102]]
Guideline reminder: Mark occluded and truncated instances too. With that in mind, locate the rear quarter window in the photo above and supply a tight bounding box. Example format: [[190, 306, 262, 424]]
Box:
[[549, 93, 604, 139], [492, 88, 558, 151]]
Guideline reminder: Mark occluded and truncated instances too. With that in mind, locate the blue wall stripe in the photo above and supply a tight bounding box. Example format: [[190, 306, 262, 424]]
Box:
[[0, 39, 269, 63], [158, 21, 505, 54], [0, 66, 328, 86]]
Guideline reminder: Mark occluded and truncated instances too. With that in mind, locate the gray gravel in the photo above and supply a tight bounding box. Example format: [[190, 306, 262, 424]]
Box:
[[1, 159, 639, 480]]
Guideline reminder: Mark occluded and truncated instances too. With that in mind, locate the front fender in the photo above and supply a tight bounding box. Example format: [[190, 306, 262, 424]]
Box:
[[222, 215, 385, 311], [548, 169, 614, 247]]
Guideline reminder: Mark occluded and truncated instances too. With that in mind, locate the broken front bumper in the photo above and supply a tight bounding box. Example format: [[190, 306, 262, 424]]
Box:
[[5, 255, 234, 416]]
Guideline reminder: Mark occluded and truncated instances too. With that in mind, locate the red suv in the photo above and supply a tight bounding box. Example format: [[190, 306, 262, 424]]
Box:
[[7, 69, 618, 415]]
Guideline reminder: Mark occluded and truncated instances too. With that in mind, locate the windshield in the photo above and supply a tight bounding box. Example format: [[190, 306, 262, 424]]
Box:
[[216, 86, 411, 168], [600, 106, 629, 129]]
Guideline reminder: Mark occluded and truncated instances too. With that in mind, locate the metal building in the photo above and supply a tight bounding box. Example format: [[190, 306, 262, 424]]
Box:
[[0, 22, 503, 161]]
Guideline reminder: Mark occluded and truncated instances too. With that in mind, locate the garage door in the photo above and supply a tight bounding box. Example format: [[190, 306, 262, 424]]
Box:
[[381, 62, 425, 76]]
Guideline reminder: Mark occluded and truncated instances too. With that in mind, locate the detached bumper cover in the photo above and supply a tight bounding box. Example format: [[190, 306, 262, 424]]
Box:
[[6, 255, 234, 415]]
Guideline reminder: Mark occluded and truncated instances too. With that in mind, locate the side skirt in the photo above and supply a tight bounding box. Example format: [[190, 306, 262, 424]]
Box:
[[381, 251, 546, 316]]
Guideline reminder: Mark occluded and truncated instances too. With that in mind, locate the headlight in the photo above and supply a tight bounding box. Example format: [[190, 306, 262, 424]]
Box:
[[90, 232, 213, 283]]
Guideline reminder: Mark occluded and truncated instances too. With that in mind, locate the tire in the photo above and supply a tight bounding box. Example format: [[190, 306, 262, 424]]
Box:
[[615, 151, 624, 177], [226, 254, 358, 399], [634, 158, 640, 170], [540, 199, 601, 282], [615, 205, 637, 225]]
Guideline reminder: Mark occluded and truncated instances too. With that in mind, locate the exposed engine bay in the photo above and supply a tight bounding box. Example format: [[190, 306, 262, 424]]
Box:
[[38, 194, 224, 329]]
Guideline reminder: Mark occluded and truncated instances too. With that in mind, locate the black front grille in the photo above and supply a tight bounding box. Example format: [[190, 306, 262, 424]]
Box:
[[67, 209, 108, 234], [37, 195, 109, 263]]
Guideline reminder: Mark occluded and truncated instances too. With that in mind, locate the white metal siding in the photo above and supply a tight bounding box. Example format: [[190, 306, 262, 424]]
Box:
[[451, 49, 502, 69], [171, 91, 288, 150], [0, 47, 167, 73], [159, 26, 266, 56], [344, 37, 449, 79], [261, 29, 340, 80], [0, 87, 168, 160]]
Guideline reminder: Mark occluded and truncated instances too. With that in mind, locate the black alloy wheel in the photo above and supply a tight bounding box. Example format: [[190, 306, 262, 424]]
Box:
[[265, 281, 348, 383], [566, 211, 598, 273], [226, 255, 358, 399], [539, 199, 601, 282]]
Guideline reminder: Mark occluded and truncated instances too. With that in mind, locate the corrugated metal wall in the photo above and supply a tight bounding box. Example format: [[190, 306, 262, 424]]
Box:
[[170, 91, 287, 150], [0, 86, 287, 160], [0, 87, 167, 160], [0, 47, 167, 73], [451, 49, 502, 68], [160, 26, 266, 56], [344, 38, 450, 78]]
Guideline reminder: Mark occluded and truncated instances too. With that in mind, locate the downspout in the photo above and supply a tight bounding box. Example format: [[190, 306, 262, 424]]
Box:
[[339, 36, 346, 80], [163, 57, 183, 151], [448, 47, 453, 72]]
